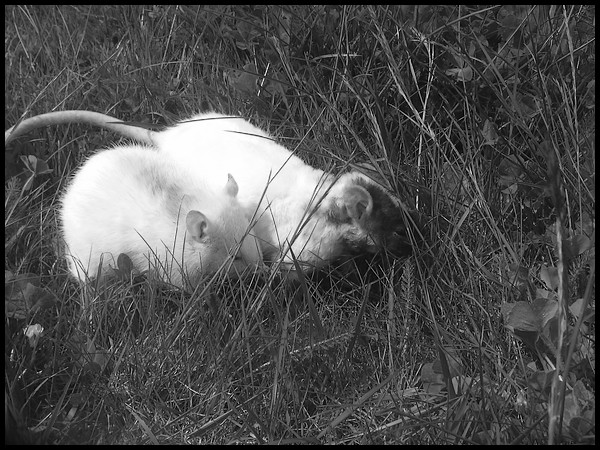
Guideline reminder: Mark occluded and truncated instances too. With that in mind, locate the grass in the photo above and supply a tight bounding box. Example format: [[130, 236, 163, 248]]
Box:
[[5, 5, 595, 444]]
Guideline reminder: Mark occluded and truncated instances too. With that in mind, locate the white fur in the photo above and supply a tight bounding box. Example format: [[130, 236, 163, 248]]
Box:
[[154, 113, 381, 271], [60, 144, 262, 288]]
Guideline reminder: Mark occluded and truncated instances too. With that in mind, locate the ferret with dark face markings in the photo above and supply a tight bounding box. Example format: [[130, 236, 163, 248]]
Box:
[[60, 144, 263, 289], [6, 110, 418, 273], [153, 113, 416, 271]]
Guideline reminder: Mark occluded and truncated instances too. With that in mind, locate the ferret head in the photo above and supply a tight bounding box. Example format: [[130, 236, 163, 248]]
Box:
[[180, 175, 263, 285], [282, 172, 417, 271], [331, 173, 417, 256]]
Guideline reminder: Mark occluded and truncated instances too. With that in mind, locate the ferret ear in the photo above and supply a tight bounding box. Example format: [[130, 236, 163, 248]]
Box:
[[225, 173, 239, 197], [186, 210, 209, 242], [339, 185, 373, 222]]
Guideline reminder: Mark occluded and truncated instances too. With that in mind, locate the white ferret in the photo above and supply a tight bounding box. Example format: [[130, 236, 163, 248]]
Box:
[[60, 144, 263, 288], [6, 111, 414, 273]]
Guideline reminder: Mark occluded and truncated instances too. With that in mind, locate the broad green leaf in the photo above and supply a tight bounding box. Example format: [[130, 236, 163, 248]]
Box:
[[562, 393, 581, 436], [536, 288, 557, 301], [527, 369, 555, 394], [5, 273, 55, 320], [568, 382, 595, 439], [501, 182, 518, 195], [445, 66, 473, 82], [572, 379, 594, 405], [569, 413, 595, 440], [501, 301, 540, 332], [421, 362, 445, 395], [498, 154, 525, 179], [20, 155, 53, 179], [569, 298, 595, 323], [515, 330, 539, 349], [20, 154, 37, 173], [482, 119, 499, 146], [539, 316, 560, 353], [235, 20, 261, 47], [507, 263, 529, 281], [441, 346, 463, 378], [504, 263, 529, 292], [513, 93, 539, 119], [531, 297, 558, 329], [539, 265, 559, 290], [421, 349, 467, 398], [565, 235, 593, 258], [227, 63, 259, 94], [72, 337, 109, 374], [451, 376, 474, 395]]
